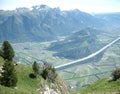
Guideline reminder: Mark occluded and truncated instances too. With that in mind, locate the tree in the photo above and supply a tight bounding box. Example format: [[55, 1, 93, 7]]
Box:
[[47, 67, 57, 82], [2, 41, 15, 61], [32, 61, 39, 77], [0, 60, 17, 87], [112, 68, 120, 81], [0, 49, 3, 57], [41, 62, 57, 83]]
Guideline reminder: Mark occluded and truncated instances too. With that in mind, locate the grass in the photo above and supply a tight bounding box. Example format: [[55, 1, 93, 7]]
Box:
[[15, 64, 41, 93], [0, 56, 70, 94], [74, 78, 120, 94], [0, 85, 29, 94], [0, 56, 41, 94], [0, 56, 4, 66]]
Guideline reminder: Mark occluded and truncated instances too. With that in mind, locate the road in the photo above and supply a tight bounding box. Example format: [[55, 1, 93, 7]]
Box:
[[55, 37, 120, 71]]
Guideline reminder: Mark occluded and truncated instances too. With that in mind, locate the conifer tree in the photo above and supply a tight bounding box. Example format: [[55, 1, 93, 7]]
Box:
[[32, 61, 39, 77], [2, 41, 15, 61], [0, 60, 17, 87], [0, 41, 17, 87]]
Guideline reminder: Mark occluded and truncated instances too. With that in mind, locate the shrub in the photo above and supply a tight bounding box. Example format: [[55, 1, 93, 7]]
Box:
[[112, 68, 120, 81], [41, 62, 57, 83], [29, 73, 36, 79], [32, 61, 39, 77]]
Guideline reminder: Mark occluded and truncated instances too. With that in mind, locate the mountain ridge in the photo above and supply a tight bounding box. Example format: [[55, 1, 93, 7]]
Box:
[[48, 28, 103, 59], [0, 5, 103, 42]]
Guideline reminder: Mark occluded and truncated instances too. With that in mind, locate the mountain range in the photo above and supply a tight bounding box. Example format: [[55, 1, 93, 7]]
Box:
[[0, 5, 120, 59], [0, 5, 104, 42]]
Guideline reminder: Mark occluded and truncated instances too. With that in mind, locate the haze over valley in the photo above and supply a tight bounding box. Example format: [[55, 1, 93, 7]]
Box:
[[0, 3, 120, 93]]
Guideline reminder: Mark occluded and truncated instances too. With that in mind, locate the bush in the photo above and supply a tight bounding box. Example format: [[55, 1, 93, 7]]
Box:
[[32, 61, 39, 77], [41, 62, 57, 83], [112, 68, 120, 81], [29, 73, 36, 79]]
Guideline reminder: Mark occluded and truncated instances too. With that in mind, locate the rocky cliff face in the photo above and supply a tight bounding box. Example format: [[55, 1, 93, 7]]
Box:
[[37, 77, 70, 94]]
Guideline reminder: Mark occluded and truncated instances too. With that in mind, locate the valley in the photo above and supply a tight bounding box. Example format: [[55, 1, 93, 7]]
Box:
[[12, 41, 71, 66], [10, 35, 120, 91], [0, 4, 120, 93]]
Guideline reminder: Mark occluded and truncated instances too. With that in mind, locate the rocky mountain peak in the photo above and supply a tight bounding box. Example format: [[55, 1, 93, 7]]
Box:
[[31, 4, 51, 11]]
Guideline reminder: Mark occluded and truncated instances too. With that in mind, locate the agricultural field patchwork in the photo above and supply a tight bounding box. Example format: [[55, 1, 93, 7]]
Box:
[[12, 42, 71, 66]]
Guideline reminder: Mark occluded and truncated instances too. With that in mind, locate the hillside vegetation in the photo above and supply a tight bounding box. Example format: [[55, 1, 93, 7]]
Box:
[[48, 28, 102, 59], [0, 59, 41, 94], [0, 41, 70, 94], [74, 78, 120, 94], [0, 57, 70, 94]]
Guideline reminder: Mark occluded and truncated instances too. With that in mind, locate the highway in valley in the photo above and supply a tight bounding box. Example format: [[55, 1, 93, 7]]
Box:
[[55, 37, 120, 71]]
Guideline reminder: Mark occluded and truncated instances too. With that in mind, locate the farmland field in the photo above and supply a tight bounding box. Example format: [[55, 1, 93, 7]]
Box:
[[12, 41, 71, 66]]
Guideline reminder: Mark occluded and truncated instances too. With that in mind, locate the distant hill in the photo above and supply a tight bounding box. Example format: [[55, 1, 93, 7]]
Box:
[[0, 5, 102, 42], [48, 28, 103, 59], [95, 12, 120, 26]]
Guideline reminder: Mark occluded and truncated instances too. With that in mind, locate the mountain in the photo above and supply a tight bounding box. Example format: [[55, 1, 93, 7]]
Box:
[[95, 12, 120, 26], [48, 28, 103, 59], [47, 12, 120, 60], [94, 12, 120, 33], [0, 5, 102, 42], [94, 12, 120, 41]]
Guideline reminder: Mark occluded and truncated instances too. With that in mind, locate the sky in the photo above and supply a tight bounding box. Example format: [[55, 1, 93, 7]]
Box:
[[0, 0, 120, 13]]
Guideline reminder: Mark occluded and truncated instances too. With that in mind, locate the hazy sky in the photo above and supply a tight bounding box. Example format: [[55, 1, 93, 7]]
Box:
[[0, 0, 120, 13]]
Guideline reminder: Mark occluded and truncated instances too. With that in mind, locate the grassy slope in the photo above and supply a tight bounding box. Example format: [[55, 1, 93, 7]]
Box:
[[0, 56, 70, 94], [74, 78, 120, 94], [0, 57, 41, 94]]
